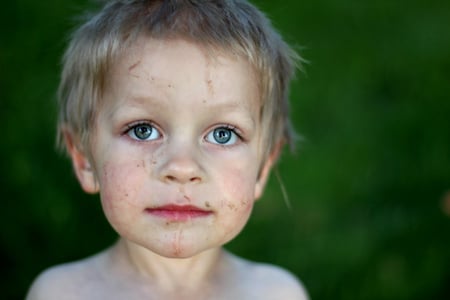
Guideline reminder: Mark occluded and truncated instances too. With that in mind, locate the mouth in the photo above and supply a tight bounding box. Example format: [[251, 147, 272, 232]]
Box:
[[145, 204, 213, 222]]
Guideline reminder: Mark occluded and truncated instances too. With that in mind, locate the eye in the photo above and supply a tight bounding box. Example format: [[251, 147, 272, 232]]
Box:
[[206, 126, 239, 145], [127, 123, 161, 141]]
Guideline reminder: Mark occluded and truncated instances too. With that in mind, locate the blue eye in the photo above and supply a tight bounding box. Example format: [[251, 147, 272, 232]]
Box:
[[127, 123, 160, 141], [206, 127, 238, 145]]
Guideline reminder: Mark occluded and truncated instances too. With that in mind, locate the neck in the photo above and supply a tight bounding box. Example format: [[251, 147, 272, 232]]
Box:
[[111, 238, 223, 292]]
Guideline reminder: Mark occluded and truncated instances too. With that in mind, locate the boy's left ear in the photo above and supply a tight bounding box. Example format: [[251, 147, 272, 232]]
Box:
[[254, 142, 282, 199]]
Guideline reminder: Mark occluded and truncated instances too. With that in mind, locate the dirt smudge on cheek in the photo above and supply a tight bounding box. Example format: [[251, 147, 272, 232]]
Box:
[[226, 202, 238, 212], [135, 159, 146, 169], [148, 154, 160, 177], [240, 198, 253, 210]]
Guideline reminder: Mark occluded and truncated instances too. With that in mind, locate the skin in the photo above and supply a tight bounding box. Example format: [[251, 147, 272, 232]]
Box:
[[26, 39, 308, 300]]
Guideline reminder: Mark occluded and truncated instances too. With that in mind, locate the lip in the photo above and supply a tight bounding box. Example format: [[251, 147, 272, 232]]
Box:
[[145, 204, 213, 222]]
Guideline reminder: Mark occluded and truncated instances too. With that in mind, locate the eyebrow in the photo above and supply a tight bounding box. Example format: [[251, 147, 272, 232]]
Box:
[[104, 95, 164, 119], [200, 101, 259, 131]]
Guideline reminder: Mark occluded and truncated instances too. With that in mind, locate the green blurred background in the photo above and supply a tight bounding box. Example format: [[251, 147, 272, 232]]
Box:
[[1, 0, 449, 299]]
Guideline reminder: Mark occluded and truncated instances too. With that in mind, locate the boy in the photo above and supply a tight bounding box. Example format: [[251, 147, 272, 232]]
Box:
[[27, 0, 308, 299]]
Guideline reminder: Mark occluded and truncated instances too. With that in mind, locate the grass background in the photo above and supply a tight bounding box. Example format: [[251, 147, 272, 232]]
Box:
[[1, 0, 449, 299]]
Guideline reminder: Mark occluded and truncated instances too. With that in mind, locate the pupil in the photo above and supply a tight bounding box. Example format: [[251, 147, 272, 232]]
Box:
[[135, 125, 151, 139], [214, 128, 231, 144]]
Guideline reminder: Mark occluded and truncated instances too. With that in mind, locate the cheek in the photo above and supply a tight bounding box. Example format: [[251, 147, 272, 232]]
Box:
[[215, 164, 259, 238], [219, 157, 259, 205], [97, 160, 148, 229], [221, 173, 255, 211]]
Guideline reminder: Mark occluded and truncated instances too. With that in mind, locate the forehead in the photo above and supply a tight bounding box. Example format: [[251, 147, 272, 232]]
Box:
[[102, 38, 262, 113]]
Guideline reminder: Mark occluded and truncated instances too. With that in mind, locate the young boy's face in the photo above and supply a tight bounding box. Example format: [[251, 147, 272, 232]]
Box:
[[69, 38, 275, 258]]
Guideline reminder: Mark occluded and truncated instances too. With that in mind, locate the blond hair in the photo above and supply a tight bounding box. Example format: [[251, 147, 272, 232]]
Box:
[[58, 0, 301, 162]]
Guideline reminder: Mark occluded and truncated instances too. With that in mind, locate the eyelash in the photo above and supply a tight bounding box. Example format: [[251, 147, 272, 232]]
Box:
[[123, 121, 161, 141], [205, 124, 244, 146], [124, 121, 150, 132], [216, 124, 242, 139]]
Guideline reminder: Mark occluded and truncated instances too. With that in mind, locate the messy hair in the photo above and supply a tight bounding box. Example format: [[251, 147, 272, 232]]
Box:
[[58, 0, 302, 161]]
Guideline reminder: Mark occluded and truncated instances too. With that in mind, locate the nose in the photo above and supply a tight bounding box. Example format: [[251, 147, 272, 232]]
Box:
[[158, 143, 203, 184]]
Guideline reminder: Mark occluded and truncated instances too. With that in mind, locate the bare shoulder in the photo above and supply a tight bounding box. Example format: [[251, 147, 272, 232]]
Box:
[[25, 252, 107, 300], [225, 252, 309, 300]]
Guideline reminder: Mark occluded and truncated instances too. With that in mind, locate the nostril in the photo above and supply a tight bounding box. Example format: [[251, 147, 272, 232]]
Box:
[[190, 176, 201, 183], [164, 175, 201, 183], [166, 175, 176, 181]]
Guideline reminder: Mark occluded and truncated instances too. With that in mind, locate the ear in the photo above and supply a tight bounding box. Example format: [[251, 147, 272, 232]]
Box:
[[64, 131, 99, 194], [254, 141, 283, 200]]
